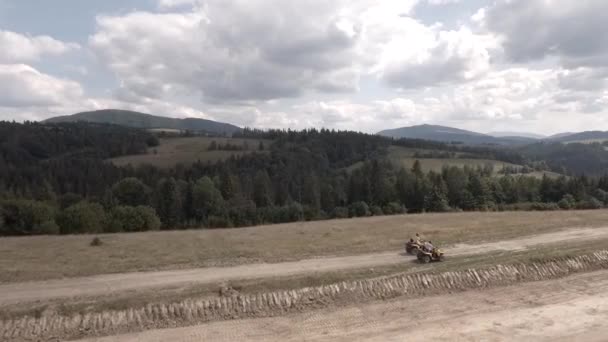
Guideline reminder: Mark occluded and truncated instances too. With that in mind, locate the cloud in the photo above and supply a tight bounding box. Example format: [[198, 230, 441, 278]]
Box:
[[90, 1, 373, 104], [157, 0, 199, 10], [0, 64, 83, 108], [426, 0, 460, 5], [0, 30, 79, 63], [480, 0, 608, 68], [93, 0, 498, 106], [378, 26, 499, 89]]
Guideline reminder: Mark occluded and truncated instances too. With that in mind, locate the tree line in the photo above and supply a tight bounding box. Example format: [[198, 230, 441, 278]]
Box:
[[2, 122, 608, 236]]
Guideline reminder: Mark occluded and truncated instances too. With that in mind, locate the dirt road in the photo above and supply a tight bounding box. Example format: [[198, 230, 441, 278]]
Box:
[[78, 270, 608, 342], [2, 227, 608, 305]]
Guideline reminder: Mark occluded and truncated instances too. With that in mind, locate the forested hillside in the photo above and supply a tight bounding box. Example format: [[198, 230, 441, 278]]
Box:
[[519, 142, 608, 176], [2, 122, 608, 236], [45, 109, 241, 135]]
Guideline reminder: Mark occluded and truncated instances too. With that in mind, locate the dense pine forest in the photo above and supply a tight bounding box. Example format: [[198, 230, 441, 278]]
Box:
[[2, 121, 608, 236]]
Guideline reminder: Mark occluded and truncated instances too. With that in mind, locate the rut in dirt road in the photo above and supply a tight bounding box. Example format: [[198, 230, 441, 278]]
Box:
[[1, 226, 608, 305]]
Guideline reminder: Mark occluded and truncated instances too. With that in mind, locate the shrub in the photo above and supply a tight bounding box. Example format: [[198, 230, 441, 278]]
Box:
[[108, 205, 161, 232], [58, 202, 107, 234], [576, 197, 603, 210], [0, 199, 58, 236], [499, 202, 559, 211], [274, 202, 304, 223], [530, 202, 560, 211], [382, 202, 405, 215], [349, 201, 371, 217], [331, 206, 349, 219], [207, 215, 233, 228], [90, 237, 103, 246], [58, 193, 83, 209], [302, 205, 319, 221], [370, 205, 384, 216], [558, 194, 576, 209], [36, 221, 61, 235]]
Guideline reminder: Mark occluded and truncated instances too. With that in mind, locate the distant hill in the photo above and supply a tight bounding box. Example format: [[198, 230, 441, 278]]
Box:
[[546, 131, 608, 143], [488, 131, 545, 139], [378, 124, 535, 145], [44, 109, 241, 135], [546, 132, 575, 140]]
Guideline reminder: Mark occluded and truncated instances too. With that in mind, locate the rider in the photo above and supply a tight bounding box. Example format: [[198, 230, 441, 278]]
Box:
[[413, 232, 422, 244], [424, 240, 434, 252]]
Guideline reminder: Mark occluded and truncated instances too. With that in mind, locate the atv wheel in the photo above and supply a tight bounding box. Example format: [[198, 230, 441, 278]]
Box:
[[438, 255, 445, 262], [420, 255, 431, 264], [409, 247, 418, 255]]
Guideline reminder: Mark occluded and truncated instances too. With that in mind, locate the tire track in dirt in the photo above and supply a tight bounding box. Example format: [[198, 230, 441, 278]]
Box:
[[77, 270, 608, 342], [2, 226, 608, 305]]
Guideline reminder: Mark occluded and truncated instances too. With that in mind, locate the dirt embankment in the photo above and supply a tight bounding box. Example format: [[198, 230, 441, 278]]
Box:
[[3, 250, 608, 342], [79, 270, 608, 342], [2, 226, 608, 306]]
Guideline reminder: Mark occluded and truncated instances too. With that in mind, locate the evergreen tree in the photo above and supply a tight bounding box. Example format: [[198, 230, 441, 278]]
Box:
[[302, 172, 321, 211], [192, 176, 224, 222], [155, 178, 182, 228], [425, 186, 450, 212], [253, 170, 274, 207]]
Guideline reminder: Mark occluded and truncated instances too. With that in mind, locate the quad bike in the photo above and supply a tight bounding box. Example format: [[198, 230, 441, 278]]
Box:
[[417, 248, 445, 263], [405, 240, 423, 255]]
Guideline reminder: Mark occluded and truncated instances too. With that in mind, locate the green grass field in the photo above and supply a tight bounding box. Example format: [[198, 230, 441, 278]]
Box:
[[109, 136, 271, 168], [385, 146, 561, 178]]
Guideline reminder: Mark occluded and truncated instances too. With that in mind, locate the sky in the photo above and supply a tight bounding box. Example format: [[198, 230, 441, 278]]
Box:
[[1, 0, 608, 135]]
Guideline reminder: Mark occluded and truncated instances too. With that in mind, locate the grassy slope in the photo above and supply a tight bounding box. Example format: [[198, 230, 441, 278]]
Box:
[[109, 136, 271, 168], [1, 210, 607, 283], [385, 146, 561, 178]]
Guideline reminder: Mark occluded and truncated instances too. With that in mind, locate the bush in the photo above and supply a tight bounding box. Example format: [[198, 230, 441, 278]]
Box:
[[36, 221, 61, 235], [498, 202, 559, 211], [111, 178, 151, 207], [382, 202, 405, 215], [273, 202, 304, 223], [349, 201, 371, 217], [558, 194, 576, 210], [302, 205, 319, 221], [58, 202, 107, 234], [207, 215, 233, 228], [529, 202, 560, 211], [108, 205, 161, 232], [90, 237, 103, 246], [370, 205, 384, 216], [331, 206, 349, 219], [0, 199, 58, 236], [576, 197, 604, 210], [59, 193, 83, 209]]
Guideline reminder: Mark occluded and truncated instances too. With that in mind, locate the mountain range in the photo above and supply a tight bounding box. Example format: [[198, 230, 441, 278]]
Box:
[[42, 109, 608, 146], [44, 109, 241, 135], [377, 124, 537, 145], [377, 124, 608, 145]]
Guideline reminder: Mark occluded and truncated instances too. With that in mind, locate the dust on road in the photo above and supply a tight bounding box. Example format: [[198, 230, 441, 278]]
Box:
[[77, 270, 608, 342], [1, 226, 608, 305]]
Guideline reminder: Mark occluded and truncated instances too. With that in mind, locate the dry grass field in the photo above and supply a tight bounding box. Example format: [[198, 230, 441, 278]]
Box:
[[4, 236, 606, 321], [109, 136, 270, 168], [2, 210, 607, 283]]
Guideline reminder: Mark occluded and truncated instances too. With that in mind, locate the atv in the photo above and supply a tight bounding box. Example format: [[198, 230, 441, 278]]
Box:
[[417, 248, 445, 263], [405, 240, 423, 255]]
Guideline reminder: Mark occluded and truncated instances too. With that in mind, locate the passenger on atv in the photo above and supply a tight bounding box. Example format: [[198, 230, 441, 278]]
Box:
[[423, 240, 434, 252]]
